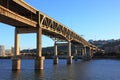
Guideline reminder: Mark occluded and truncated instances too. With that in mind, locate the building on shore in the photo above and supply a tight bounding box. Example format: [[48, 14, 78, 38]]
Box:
[[5, 49, 13, 56], [0, 45, 5, 56], [114, 45, 120, 54], [11, 47, 14, 56]]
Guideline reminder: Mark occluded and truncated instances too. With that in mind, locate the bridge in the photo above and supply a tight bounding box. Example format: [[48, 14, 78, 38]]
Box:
[[0, 0, 102, 70]]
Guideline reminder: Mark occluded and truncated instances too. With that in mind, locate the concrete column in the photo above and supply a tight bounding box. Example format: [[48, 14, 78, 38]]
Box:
[[88, 47, 92, 59], [81, 48, 84, 56], [87, 47, 92, 57], [91, 49, 94, 58], [82, 47, 86, 56], [83, 47, 92, 60], [81, 47, 88, 60], [35, 11, 45, 70], [80, 48, 82, 56], [84, 47, 86, 55], [35, 56, 45, 70], [86, 47, 90, 56], [74, 47, 78, 61], [53, 41, 58, 64], [12, 58, 20, 70], [75, 48, 77, 55], [67, 41, 73, 64], [12, 28, 20, 70]]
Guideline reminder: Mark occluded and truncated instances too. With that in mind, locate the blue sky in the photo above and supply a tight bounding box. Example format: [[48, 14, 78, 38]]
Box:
[[0, 0, 120, 49]]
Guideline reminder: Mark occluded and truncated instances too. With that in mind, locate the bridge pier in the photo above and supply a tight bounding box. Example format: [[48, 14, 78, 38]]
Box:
[[53, 41, 58, 64], [12, 28, 21, 70], [67, 41, 73, 64], [82, 47, 86, 57], [35, 13, 45, 70], [82, 47, 87, 60], [90, 49, 94, 58], [35, 56, 45, 70], [74, 46, 78, 61], [12, 58, 20, 70], [82, 47, 92, 60], [89, 48, 94, 59], [35, 26, 45, 70]]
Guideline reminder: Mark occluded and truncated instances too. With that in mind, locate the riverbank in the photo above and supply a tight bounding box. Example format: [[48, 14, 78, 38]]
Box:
[[93, 55, 120, 60], [0, 56, 11, 59], [1, 56, 120, 60]]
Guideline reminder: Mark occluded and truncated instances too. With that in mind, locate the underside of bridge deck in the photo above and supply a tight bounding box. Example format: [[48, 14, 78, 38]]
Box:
[[0, 0, 102, 70]]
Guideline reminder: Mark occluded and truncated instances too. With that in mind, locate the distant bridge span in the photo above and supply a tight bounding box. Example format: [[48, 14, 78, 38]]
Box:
[[0, 0, 102, 70]]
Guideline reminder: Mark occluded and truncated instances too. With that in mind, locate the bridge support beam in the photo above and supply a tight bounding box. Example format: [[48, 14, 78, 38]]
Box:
[[53, 41, 58, 64], [12, 28, 21, 70], [82, 47, 92, 60], [82, 47, 86, 57], [67, 41, 73, 64], [74, 46, 78, 61], [87, 47, 92, 60], [82, 47, 87, 60], [80, 48, 83, 57], [90, 49, 94, 58], [35, 12, 45, 70], [35, 56, 45, 70]]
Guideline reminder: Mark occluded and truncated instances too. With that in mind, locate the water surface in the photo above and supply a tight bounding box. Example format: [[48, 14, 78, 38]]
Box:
[[0, 59, 120, 80]]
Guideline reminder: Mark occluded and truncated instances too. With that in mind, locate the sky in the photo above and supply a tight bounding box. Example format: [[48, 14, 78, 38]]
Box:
[[0, 0, 120, 49]]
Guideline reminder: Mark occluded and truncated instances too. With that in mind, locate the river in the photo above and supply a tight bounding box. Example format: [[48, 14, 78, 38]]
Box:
[[0, 59, 120, 80]]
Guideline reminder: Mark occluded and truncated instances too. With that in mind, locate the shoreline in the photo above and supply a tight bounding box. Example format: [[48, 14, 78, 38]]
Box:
[[0, 56, 120, 60]]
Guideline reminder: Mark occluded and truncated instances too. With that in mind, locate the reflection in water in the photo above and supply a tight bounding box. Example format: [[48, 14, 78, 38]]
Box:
[[35, 70, 44, 80], [1, 59, 120, 80], [10, 70, 44, 80], [67, 64, 74, 79], [11, 70, 20, 80]]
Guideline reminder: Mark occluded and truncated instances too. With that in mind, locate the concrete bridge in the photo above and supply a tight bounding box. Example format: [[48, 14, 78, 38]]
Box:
[[0, 0, 102, 70]]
